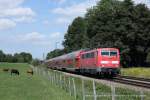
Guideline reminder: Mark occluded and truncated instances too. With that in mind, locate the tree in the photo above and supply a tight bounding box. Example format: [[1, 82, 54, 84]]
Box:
[[46, 49, 65, 59], [31, 59, 41, 66], [63, 17, 87, 52], [0, 50, 5, 62], [5, 54, 14, 62], [0, 50, 32, 63], [84, 0, 150, 67], [20, 52, 32, 63]]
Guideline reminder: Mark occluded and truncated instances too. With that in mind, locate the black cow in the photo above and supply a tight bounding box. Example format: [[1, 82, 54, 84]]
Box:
[[11, 69, 19, 75]]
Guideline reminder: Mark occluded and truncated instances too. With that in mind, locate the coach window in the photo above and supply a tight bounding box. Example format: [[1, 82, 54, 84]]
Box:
[[86, 53, 88, 58], [89, 53, 92, 58], [88, 53, 90, 58], [91, 52, 94, 58], [85, 54, 87, 58]]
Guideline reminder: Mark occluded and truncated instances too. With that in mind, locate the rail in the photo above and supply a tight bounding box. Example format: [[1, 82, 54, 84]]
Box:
[[113, 76, 150, 89]]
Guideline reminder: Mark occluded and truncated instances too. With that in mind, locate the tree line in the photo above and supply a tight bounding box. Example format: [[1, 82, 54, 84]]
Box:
[[0, 50, 32, 63], [47, 0, 150, 67]]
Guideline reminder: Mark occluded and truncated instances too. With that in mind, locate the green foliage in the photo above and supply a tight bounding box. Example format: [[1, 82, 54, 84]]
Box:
[[31, 59, 41, 66], [0, 50, 6, 62], [46, 49, 65, 59], [146, 52, 150, 63], [63, 17, 88, 52], [0, 50, 32, 63], [73, 0, 150, 67]]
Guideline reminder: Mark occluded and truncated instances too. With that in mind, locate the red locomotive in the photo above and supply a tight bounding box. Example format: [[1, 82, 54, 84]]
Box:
[[45, 48, 120, 77]]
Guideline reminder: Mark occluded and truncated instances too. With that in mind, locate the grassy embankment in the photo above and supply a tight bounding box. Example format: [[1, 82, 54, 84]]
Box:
[[0, 63, 74, 100], [121, 67, 150, 78], [47, 69, 150, 100]]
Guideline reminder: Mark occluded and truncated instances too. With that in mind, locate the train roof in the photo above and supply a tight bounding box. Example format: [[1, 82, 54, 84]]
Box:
[[45, 50, 83, 62], [45, 48, 119, 63]]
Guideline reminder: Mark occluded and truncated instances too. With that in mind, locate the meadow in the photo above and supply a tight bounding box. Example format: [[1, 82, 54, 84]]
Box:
[[0, 63, 74, 100], [121, 67, 150, 78], [1, 63, 149, 100]]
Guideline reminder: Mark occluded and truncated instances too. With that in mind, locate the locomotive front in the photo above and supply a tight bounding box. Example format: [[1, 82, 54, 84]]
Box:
[[97, 48, 120, 76]]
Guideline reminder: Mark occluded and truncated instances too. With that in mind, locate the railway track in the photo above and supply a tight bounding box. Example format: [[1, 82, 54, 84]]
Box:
[[113, 76, 150, 88]]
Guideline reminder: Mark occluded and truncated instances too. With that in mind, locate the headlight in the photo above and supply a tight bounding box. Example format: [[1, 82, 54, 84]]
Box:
[[112, 61, 119, 64], [101, 61, 109, 64]]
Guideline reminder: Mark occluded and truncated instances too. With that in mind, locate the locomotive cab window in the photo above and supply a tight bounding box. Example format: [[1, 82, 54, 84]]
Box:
[[101, 50, 118, 56], [110, 51, 117, 56], [101, 50, 109, 56]]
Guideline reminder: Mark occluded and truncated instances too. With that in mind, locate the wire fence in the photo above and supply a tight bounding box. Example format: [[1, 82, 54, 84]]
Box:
[[32, 67, 150, 100]]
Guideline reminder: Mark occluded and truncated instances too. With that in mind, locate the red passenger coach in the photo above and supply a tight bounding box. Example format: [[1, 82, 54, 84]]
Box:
[[45, 48, 120, 77], [46, 50, 83, 70]]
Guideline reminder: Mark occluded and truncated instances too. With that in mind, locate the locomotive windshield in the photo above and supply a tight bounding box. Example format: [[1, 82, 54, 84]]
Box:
[[101, 51, 109, 56], [110, 51, 117, 56], [101, 50, 117, 56]]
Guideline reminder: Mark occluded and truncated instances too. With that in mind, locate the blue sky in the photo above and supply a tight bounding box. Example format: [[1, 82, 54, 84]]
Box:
[[0, 0, 149, 59]]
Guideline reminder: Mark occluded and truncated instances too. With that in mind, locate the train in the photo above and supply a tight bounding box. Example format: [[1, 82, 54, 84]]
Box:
[[45, 48, 120, 77]]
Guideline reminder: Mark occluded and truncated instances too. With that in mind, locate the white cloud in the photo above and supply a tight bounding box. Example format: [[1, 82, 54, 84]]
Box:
[[14, 16, 35, 23], [50, 32, 61, 38], [15, 32, 62, 46], [0, 7, 35, 17], [56, 17, 71, 24], [43, 20, 49, 25], [51, 0, 98, 25], [0, 0, 24, 9], [52, 0, 98, 17], [19, 32, 46, 42], [51, 0, 150, 26], [133, 0, 150, 8], [0, 0, 36, 30], [49, 0, 66, 4], [15, 32, 50, 46], [0, 19, 16, 30]]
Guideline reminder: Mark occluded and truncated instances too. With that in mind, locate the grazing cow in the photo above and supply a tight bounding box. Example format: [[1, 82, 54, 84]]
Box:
[[11, 69, 19, 75], [3, 68, 9, 72], [27, 69, 33, 75]]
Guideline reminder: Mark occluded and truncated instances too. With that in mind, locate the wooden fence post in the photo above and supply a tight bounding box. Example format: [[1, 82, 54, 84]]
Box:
[[93, 80, 97, 100], [64, 76, 66, 91], [55, 72, 57, 85], [140, 91, 144, 100], [82, 79, 85, 100], [52, 71, 54, 85], [69, 77, 72, 96], [59, 74, 62, 88], [111, 85, 115, 100], [72, 78, 77, 100]]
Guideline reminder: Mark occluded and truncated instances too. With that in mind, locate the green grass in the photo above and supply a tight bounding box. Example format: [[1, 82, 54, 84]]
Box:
[[0, 63, 74, 100], [121, 67, 150, 78], [48, 69, 150, 100]]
